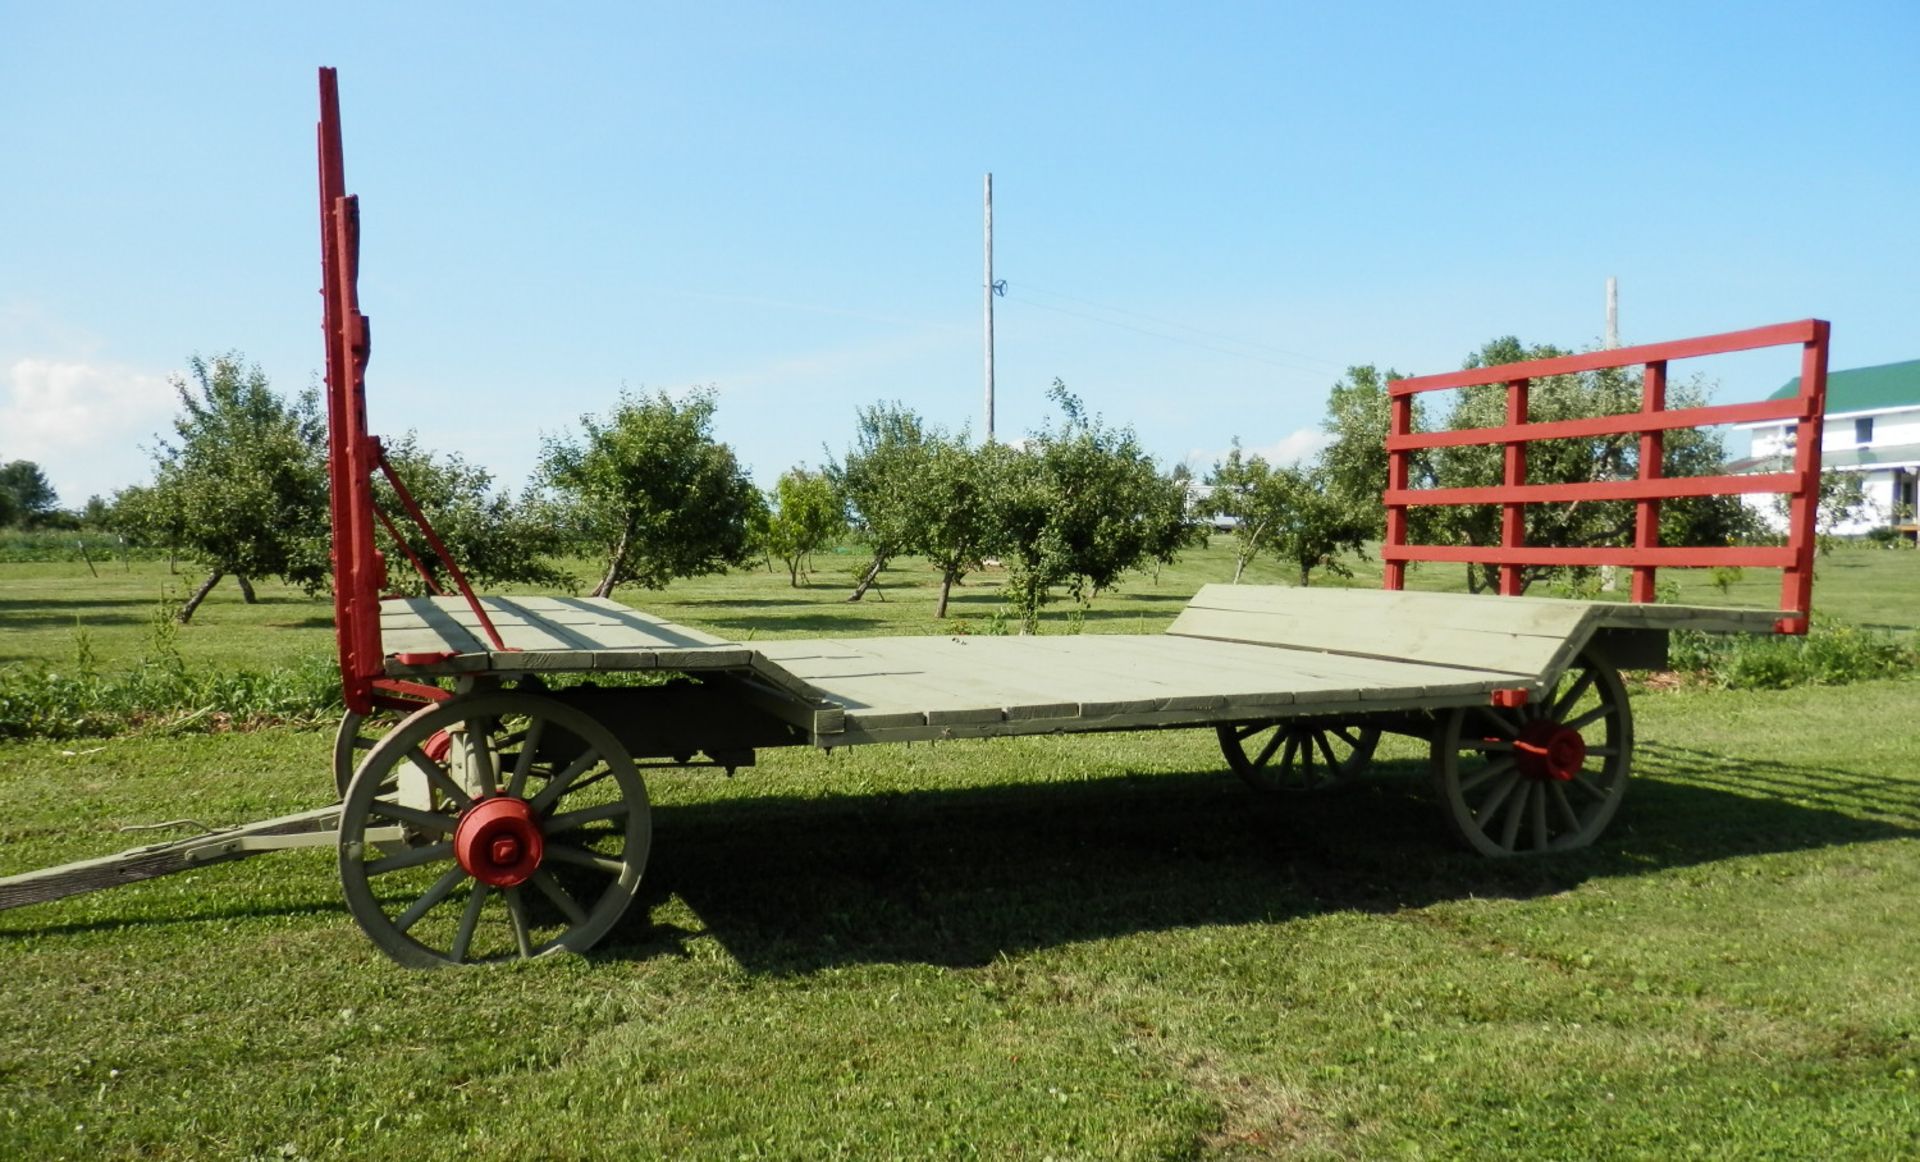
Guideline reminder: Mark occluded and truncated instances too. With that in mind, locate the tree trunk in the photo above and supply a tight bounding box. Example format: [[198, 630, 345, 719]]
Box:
[[593, 524, 632, 599], [787, 558, 801, 588], [1232, 554, 1248, 583], [178, 571, 223, 624], [847, 555, 888, 602], [235, 575, 258, 603], [935, 570, 955, 619], [1298, 563, 1312, 587]]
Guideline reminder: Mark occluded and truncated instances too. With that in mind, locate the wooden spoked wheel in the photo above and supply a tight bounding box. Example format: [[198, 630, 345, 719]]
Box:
[[1432, 650, 1633, 857], [334, 709, 401, 797], [1216, 719, 1381, 793], [333, 678, 547, 796], [338, 691, 651, 967]]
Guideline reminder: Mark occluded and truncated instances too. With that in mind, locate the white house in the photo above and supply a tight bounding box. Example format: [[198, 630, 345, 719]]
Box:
[[1732, 357, 1920, 536]]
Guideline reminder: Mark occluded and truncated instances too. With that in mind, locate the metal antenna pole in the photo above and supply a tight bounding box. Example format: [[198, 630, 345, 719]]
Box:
[[984, 172, 995, 441], [1605, 276, 1619, 348]]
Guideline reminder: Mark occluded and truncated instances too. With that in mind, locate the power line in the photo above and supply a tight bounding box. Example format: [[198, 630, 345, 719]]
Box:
[[1011, 282, 1347, 372], [1003, 292, 1340, 376]]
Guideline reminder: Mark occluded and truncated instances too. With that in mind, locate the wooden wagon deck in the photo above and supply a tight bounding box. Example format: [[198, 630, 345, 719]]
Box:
[[378, 585, 1783, 745]]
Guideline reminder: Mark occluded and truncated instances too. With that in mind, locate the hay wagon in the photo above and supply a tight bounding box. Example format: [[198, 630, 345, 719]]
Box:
[[0, 71, 1834, 967]]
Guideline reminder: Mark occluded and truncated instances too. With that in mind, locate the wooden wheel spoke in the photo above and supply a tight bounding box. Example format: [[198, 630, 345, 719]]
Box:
[[1530, 783, 1549, 850], [1549, 782, 1581, 832], [407, 747, 473, 812], [545, 844, 627, 876], [1456, 755, 1516, 795], [450, 884, 490, 964], [1563, 703, 1612, 733], [395, 865, 468, 934], [1474, 771, 1521, 826], [1571, 773, 1607, 801], [366, 840, 454, 876], [507, 717, 545, 798], [504, 886, 535, 959], [468, 725, 500, 796], [531, 869, 588, 926], [1232, 723, 1264, 742], [1314, 730, 1339, 771], [1553, 667, 1599, 719], [1498, 782, 1529, 850], [1334, 727, 1362, 748], [368, 800, 457, 836], [1253, 729, 1286, 770], [545, 800, 631, 834], [530, 749, 602, 813]]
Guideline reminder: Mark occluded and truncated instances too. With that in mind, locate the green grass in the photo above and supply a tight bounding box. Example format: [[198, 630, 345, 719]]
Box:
[[1, 543, 1918, 1157], [1, 685, 1917, 1158]]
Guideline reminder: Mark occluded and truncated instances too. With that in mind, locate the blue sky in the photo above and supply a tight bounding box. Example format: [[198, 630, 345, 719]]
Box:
[[2, 2, 1915, 506]]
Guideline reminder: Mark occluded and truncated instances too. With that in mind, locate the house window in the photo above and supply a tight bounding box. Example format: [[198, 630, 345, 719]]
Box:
[[1856, 416, 1874, 445]]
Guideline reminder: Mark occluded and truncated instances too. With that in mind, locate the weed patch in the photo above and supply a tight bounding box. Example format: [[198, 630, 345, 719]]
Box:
[[1670, 618, 1918, 690]]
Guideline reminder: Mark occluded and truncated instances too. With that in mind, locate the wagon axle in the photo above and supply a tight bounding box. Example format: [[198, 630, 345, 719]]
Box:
[[453, 795, 545, 888], [1513, 720, 1588, 783]]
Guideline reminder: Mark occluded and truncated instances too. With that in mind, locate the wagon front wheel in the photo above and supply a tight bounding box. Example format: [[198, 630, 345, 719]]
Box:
[[339, 691, 651, 967], [1432, 649, 1633, 857], [1217, 719, 1380, 793]]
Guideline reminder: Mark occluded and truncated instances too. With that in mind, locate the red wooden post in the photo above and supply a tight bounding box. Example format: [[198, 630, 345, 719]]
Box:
[[1384, 394, 1412, 590], [1777, 321, 1830, 633], [1499, 378, 1528, 596], [1631, 360, 1667, 603]]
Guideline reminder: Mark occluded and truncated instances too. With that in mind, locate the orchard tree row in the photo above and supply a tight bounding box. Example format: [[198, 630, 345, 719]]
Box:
[[93, 336, 1870, 625], [99, 356, 1196, 628]]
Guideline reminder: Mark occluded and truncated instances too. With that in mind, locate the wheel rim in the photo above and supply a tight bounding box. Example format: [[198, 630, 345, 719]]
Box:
[[1217, 719, 1380, 793], [338, 691, 651, 967], [1432, 650, 1633, 856], [334, 678, 547, 797], [333, 710, 398, 798]]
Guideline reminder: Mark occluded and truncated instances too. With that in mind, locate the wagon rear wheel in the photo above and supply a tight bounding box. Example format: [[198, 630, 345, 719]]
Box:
[[1432, 649, 1633, 856], [1217, 719, 1380, 793], [338, 691, 651, 967]]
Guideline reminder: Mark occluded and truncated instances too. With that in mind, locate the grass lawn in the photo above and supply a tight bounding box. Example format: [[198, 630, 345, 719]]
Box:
[[1, 542, 1917, 1157]]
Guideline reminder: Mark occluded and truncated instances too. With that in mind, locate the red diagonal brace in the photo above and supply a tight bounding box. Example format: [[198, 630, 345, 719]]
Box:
[[375, 444, 514, 653]]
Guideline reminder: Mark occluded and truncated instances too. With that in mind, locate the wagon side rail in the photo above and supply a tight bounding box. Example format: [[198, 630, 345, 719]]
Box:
[[1382, 319, 1831, 634]]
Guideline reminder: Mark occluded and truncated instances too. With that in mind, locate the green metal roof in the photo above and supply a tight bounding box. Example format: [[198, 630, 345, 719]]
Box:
[[1769, 358, 1920, 414]]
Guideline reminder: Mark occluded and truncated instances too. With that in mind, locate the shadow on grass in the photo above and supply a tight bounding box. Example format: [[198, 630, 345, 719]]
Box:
[[697, 613, 896, 635], [259, 615, 336, 630], [8, 747, 1912, 964], [602, 750, 1920, 973], [0, 594, 157, 630]]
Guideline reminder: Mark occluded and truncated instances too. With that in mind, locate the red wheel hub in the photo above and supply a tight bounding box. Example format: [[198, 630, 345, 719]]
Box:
[[453, 795, 544, 887], [1514, 719, 1586, 782]]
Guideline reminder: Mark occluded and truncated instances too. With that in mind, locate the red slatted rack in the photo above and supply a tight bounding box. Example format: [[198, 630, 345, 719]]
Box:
[[1382, 319, 1830, 634]]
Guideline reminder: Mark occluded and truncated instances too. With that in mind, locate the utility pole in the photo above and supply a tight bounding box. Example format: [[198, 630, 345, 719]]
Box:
[[983, 172, 995, 441], [1605, 276, 1619, 348]]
